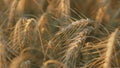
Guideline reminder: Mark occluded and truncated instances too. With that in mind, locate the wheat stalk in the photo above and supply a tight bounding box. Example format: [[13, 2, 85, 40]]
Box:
[[9, 54, 31, 68], [17, 0, 43, 17], [9, 17, 38, 55], [0, 30, 8, 68], [103, 29, 119, 68], [8, 0, 20, 27], [48, 19, 93, 50], [43, 60, 68, 68], [95, 0, 110, 28]]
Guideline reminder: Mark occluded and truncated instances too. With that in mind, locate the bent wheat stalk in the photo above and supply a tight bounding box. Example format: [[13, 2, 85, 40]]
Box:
[[43, 60, 68, 68]]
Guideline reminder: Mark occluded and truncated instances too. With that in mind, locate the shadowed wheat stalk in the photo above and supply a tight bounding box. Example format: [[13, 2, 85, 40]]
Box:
[[16, 0, 44, 17], [0, 30, 8, 68], [9, 47, 44, 68]]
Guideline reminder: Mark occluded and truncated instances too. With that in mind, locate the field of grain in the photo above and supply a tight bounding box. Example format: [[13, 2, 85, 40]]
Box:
[[0, 0, 120, 68]]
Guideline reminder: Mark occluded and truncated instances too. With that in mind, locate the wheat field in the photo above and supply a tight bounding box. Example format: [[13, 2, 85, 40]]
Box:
[[0, 0, 120, 68]]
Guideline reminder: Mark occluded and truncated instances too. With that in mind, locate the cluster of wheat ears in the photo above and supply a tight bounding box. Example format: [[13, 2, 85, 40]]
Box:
[[0, 0, 120, 68]]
